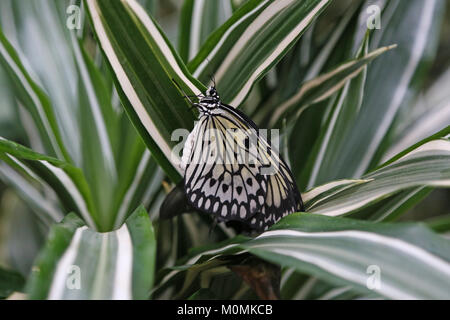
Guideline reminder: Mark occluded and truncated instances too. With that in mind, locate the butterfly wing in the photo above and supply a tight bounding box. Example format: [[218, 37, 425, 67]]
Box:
[[183, 104, 303, 231]]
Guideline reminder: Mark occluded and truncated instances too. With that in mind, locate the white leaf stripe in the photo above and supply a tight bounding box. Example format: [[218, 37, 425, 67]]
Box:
[[270, 43, 396, 127], [383, 103, 450, 162], [71, 34, 117, 180], [192, 0, 271, 78], [307, 84, 349, 189], [227, 0, 331, 107], [292, 277, 318, 300], [0, 164, 63, 223], [371, 187, 426, 222], [187, 0, 232, 61], [87, 0, 172, 167], [47, 224, 134, 300], [214, 0, 294, 81], [305, 179, 372, 210], [114, 150, 151, 228], [252, 229, 450, 299], [394, 139, 450, 161], [157, 243, 243, 288], [125, 0, 201, 96], [256, 230, 450, 276], [48, 226, 87, 299], [302, 179, 371, 204], [0, 40, 64, 159], [40, 160, 96, 229], [91, 233, 112, 299], [317, 286, 353, 300], [354, 0, 437, 176], [189, 0, 206, 60], [309, 138, 450, 216], [3, 151, 41, 183], [268, 248, 416, 299], [112, 224, 133, 299], [87, 0, 184, 174]]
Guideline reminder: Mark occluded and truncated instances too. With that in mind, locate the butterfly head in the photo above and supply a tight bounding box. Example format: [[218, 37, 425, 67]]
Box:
[[205, 86, 219, 99], [197, 86, 221, 114]]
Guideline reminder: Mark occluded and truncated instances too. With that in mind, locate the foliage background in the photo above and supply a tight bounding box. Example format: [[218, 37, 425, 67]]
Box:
[[0, 0, 449, 300]]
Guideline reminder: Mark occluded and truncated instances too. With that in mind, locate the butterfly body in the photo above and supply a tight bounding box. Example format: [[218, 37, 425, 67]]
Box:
[[181, 86, 303, 231]]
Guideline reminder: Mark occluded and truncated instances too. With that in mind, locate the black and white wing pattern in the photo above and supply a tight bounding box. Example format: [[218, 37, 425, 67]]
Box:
[[182, 99, 303, 232]]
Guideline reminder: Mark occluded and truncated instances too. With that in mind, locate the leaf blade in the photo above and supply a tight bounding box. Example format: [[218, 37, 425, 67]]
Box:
[[27, 206, 156, 300]]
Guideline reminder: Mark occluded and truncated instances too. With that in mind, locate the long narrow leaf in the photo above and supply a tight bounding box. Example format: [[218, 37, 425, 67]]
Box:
[[0, 267, 26, 299], [307, 133, 450, 216], [189, 0, 331, 106], [85, 0, 204, 182], [270, 43, 395, 127], [0, 27, 70, 162], [326, 0, 445, 179], [168, 213, 450, 299], [0, 163, 64, 225], [0, 138, 99, 229], [27, 206, 156, 299], [179, 0, 232, 62]]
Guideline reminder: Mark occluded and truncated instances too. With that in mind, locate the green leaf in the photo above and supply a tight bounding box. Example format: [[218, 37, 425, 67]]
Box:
[[27, 206, 156, 300], [173, 214, 450, 299], [112, 150, 164, 229], [0, 163, 63, 225], [0, 267, 26, 299], [426, 214, 450, 233], [72, 36, 119, 228], [354, 187, 431, 222], [85, 0, 205, 182], [320, 0, 445, 180], [179, 0, 233, 62], [253, 213, 450, 300], [301, 34, 372, 188], [0, 0, 81, 162], [384, 68, 450, 162], [270, 43, 395, 127], [0, 137, 99, 229], [0, 26, 70, 162], [284, 2, 362, 182], [189, 0, 331, 106], [307, 134, 450, 216]]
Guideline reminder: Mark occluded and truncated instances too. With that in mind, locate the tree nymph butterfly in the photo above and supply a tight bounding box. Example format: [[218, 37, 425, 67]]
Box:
[[162, 83, 304, 232]]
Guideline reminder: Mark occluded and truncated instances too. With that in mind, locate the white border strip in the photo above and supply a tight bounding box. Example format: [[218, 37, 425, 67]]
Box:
[[40, 160, 96, 228]]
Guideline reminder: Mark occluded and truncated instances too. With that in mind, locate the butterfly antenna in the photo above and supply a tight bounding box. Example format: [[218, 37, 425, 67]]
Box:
[[210, 73, 216, 88]]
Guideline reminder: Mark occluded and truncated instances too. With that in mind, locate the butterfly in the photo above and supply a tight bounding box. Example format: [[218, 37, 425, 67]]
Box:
[[173, 83, 304, 232]]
